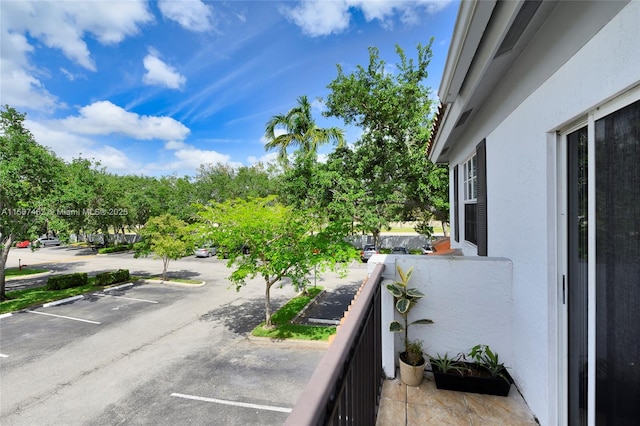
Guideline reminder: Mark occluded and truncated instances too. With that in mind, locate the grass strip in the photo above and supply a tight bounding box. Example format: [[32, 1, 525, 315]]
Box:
[[5, 267, 49, 277], [143, 276, 202, 284], [1, 278, 101, 314], [251, 286, 336, 341]]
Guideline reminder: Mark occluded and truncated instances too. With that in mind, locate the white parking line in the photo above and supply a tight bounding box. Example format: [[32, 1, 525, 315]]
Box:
[[0, 354, 8, 358], [97, 294, 159, 304], [26, 310, 101, 324], [170, 393, 292, 413]]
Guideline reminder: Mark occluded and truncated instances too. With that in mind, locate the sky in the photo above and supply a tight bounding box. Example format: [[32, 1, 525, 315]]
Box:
[[0, 0, 458, 177]]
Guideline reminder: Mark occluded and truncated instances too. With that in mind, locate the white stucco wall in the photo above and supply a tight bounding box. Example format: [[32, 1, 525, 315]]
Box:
[[445, 2, 640, 425], [369, 254, 513, 379]]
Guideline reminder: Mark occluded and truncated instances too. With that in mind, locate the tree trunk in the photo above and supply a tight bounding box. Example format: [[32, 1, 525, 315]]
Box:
[[162, 256, 169, 281], [264, 281, 275, 328], [1, 235, 14, 301], [441, 221, 448, 238]]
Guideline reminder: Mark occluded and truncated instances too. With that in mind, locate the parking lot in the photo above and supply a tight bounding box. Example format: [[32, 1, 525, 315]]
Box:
[[1, 248, 368, 425]]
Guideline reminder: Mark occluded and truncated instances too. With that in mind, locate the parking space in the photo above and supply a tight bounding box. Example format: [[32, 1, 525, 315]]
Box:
[[0, 282, 192, 365], [88, 338, 325, 426]]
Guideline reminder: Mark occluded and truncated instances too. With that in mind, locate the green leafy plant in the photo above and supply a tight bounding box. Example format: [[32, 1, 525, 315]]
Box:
[[468, 344, 508, 381], [386, 265, 433, 365], [429, 353, 466, 376]]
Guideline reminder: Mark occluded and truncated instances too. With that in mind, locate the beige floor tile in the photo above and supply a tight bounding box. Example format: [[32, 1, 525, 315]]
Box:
[[408, 405, 472, 426], [376, 397, 406, 426], [382, 376, 407, 402], [464, 390, 536, 422], [407, 376, 467, 413], [469, 413, 538, 426]]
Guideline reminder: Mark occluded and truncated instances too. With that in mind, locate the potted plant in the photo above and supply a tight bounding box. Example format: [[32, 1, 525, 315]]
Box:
[[430, 344, 513, 396], [386, 265, 433, 386]]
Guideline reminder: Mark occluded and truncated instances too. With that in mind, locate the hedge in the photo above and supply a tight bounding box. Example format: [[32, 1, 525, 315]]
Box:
[[98, 244, 133, 254], [95, 269, 130, 286], [47, 272, 88, 290]]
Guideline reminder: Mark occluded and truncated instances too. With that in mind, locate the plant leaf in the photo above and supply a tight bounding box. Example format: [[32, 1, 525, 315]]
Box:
[[410, 318, 434, 325], [389, 321, 404, 332], [396, 298, 411, 314], [406, 288, 424, 299], [386, 283, 403, 298]]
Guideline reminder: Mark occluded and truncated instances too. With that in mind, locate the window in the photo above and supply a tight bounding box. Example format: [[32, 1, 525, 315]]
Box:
[[458, 139, 487, 255], [463, 155, 478, 201], [463, 155, 478, 245]]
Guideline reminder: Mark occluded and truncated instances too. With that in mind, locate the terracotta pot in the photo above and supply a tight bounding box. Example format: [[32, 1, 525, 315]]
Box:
[[399, 355, 426, 386]]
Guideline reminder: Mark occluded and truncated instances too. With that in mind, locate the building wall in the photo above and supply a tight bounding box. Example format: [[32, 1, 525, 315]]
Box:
[[368, 254, 513, 380], [445, 2, 639, 425]]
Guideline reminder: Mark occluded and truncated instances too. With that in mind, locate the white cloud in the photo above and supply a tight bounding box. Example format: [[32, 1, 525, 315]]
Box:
[[148, 142, 241, 174], [1, 1, 153, 71], [158, 0, 214, 32], [143, 53, 186, 89], [164, 141, 188, 150], [281, 1, 350, 37], [248, 152, 279, 165], [0, 1, 152, 111], [282, 0, 452, 37], [26, 119, 137, 172], [58, 101, 190, 141]]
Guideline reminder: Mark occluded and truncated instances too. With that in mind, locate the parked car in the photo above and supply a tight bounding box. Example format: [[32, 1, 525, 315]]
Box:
[[34, 236, 61, 247], [194, 246, 217, 258], [391, 246, 409, 255], [361, 244, 379, 262], [15, 240, 31, 248]]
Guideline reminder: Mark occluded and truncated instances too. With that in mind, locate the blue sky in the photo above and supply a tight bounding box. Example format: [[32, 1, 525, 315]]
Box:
[[1, 0, 458, 176]]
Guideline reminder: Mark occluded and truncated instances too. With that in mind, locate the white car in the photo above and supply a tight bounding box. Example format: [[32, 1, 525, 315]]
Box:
[[35, 236, 61, 247], [194, 246, 216, 258]]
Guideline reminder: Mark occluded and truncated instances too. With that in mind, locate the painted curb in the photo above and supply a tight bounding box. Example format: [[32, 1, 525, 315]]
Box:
[[0, 313, 13, 319], [247, 334, 330, 350], [103, 282, 134, 292], [42, 295, 84, 307], [137, 279, 205, 287]]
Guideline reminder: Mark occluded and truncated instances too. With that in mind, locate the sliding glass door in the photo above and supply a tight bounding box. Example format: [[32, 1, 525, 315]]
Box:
[[565, 91, 640, 426]]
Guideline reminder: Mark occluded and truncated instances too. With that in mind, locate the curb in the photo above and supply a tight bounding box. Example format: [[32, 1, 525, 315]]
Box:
[[0, 313, 13, 319], [103, 282, 134, 292], [247, 334, 330, 350], [136, 278, 205, 287], [42, 295, 84, 307]]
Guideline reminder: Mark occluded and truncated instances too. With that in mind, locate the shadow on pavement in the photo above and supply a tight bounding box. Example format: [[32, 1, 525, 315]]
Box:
[[200, 296, 290, 335]]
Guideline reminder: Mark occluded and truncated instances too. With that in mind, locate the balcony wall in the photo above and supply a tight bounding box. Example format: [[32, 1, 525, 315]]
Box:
[[367, 254, 513, 379]]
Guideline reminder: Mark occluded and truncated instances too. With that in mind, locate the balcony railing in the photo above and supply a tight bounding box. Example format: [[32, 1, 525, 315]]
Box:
[[285, 263, 386, 425]]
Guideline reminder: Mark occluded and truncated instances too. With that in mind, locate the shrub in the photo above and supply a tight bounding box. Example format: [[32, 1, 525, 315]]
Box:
[[98, 244, 133, 254], [95, 269, 130, 286], [47, 273, 88, 290]]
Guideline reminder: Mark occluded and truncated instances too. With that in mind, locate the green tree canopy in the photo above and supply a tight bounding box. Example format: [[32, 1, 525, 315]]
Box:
[[193, 196, 358, 327], [322, 42, 449, 242], [264, 95, 345, 167], [134, 214, 192, 281], [0, 105, 64, 300]]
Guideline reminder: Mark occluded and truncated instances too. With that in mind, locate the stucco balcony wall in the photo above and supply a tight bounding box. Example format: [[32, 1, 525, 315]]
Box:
[[368, 254, 513, 379]]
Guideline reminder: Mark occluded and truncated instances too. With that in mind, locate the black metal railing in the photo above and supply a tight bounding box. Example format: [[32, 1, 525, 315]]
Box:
[[285, 263, 385, 425]]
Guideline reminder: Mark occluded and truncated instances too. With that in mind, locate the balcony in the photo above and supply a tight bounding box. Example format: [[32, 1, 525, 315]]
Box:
[[287, 254, 538, 424]]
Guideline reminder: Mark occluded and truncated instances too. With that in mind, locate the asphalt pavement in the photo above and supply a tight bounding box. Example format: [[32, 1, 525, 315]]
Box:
[[1, 246, 369, 426]]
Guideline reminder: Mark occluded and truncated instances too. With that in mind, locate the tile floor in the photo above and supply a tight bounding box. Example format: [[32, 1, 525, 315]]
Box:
[[376, 372, 539, 425]]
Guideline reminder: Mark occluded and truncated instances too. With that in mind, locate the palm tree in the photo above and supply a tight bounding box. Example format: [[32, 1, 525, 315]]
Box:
[[264, 95, 345, 166]]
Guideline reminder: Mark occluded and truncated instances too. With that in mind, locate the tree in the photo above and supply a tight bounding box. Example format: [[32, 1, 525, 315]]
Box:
[[0, 106, 64, 300], [264, 95, 345, 167], [134, 214, 192, 281], [323, 42, 449, 241], [193, 197, 358, 328]]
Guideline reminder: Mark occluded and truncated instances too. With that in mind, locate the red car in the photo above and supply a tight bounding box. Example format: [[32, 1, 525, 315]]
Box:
[[16, 240, 31, 248]]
